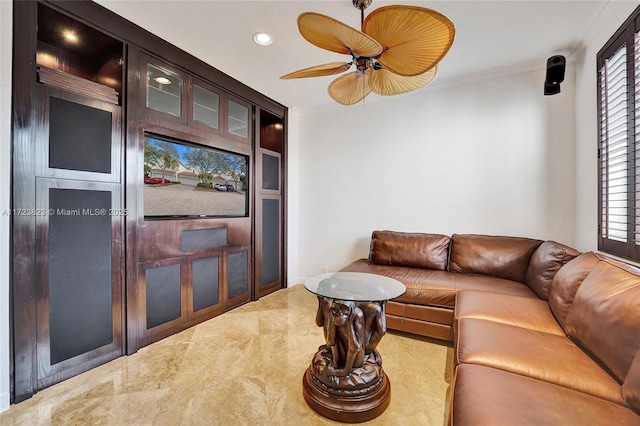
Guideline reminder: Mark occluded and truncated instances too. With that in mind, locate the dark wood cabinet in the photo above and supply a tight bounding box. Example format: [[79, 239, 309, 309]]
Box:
[[140, 54, 253, 144], [11, 0, 287, 403], [27, 40, 126, 392], [255, 108, 286, 298], [129, 52, 256, 346]]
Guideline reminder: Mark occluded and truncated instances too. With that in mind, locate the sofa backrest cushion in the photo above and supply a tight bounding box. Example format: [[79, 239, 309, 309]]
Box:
[[565, 258, 640, 383], [369, 230, 450, 271], [448, 234, 543, 283], [525, 241, 581, 300], [623, 349, 640, 414], [548, 252, 600, 328]]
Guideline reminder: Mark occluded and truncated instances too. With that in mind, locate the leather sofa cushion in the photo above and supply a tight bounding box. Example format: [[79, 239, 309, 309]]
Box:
[[453, 273, 538, 299], [455, 318, 624, 403], [368, 230, 450, 270], [454, 290, 564, 335], [451, 364, 640, 425], [341, 259, 537, 308], [548, 252, 600, 329], [565, 258, 640, 383], [341, 260, 457, 307], [524, 240, 580, 300], [449, 234, 543, 283], [623, 350, 640, 414], [622, 351, 640, 414]]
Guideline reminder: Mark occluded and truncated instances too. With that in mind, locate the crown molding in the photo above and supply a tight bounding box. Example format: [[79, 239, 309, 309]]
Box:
[[298, 56, 576, 116]]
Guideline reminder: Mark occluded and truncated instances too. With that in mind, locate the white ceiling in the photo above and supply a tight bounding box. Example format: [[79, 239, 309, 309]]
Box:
[[96, 0, 609, 113]]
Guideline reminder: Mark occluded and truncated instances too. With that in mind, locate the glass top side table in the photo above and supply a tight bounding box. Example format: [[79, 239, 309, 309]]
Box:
[[302, 272, 406, 423], [304, 272, 406, 301]]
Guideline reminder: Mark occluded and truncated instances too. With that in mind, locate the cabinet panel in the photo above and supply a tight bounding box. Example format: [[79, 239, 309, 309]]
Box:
[[261, 198, 281, 287], [192, 256, 220, 312], [49, 97, 112, 173], [145, 263, 182, 329], [36, 85, 122, 183], [48, 187, 114, 364], [138, 257, 188, 339], [35, 178, 123, 386], [262, 152, 281, 192], [228, 249, 249, 299], [182, 227, 228, 251]]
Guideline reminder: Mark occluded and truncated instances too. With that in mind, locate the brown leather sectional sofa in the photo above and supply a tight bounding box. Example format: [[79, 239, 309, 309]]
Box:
[[340, 230, 640, 424]]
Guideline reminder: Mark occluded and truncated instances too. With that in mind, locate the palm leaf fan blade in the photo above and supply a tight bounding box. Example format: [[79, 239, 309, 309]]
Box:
[[298, 12, 382, 57], [363, 6, 455, 76], [369, 66, 438, 96], [280, 62, 351, 79], [328, 71, 372, 105]]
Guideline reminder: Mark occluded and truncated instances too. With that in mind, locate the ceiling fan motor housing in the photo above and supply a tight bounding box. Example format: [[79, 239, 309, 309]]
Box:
[[353, 0, 372, 10]]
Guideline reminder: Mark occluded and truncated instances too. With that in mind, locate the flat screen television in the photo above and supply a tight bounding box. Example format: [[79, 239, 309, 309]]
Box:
[[144, 133, 248, 219]]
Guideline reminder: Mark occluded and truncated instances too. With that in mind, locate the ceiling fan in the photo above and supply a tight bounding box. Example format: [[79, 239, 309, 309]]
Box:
[[280, 0, 455, 105]]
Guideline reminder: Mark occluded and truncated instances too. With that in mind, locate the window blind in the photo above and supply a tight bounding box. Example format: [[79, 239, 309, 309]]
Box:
[[634, 31, 640, 245], [597, 6, 640, 261], [600, 44, 629, 244]]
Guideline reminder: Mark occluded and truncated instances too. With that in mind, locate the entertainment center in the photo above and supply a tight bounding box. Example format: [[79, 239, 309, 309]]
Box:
[[10, 0, 287, 402]]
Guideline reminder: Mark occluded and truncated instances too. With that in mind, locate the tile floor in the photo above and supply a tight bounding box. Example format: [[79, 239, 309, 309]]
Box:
[[0, 285, 453, 425]]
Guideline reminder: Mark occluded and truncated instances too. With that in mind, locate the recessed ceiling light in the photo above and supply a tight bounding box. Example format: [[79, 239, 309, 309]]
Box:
[[253, 32, 272, 46], [154, 76, 172, 85], [64, 32, 77, 42]]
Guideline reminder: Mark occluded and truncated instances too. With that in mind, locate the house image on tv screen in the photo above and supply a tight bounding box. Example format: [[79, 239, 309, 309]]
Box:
[[143, 134, 248, 218]]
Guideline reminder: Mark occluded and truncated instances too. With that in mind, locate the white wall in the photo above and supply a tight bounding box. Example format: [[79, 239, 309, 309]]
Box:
[[296, 65, 577, 277], [574, 1, 639, 252], [0, 0, 12, 413], [286, 108, 302, 285]]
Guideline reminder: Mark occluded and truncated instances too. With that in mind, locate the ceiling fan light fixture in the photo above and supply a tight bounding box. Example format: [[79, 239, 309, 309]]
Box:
[[253, 32, 273, 46], [282, 1, 455, 105]]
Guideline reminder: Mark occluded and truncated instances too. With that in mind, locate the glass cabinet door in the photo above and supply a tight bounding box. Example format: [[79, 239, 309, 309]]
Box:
[[226, 96, 251, 143], [146, 63, 182, 117], [192, 83, 220, 130]]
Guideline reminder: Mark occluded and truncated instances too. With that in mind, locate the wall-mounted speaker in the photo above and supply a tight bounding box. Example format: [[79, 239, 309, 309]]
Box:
[[544, 55, 566, 95]]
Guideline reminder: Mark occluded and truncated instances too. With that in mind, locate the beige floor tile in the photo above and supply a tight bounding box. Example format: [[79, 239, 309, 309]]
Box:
[[1, 285, 452, 425]]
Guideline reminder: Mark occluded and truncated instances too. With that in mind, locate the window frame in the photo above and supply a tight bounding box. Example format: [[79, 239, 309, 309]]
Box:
[[597, 6, 640, 261]]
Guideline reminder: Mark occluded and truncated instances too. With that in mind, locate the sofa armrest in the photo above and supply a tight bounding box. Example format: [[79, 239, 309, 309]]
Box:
[[525, 240, 580, 300]]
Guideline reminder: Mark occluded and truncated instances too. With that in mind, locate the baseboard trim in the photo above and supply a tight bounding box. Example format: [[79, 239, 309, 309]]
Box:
[[287, 277, 307, 287], [0, 391, 9, 413]]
